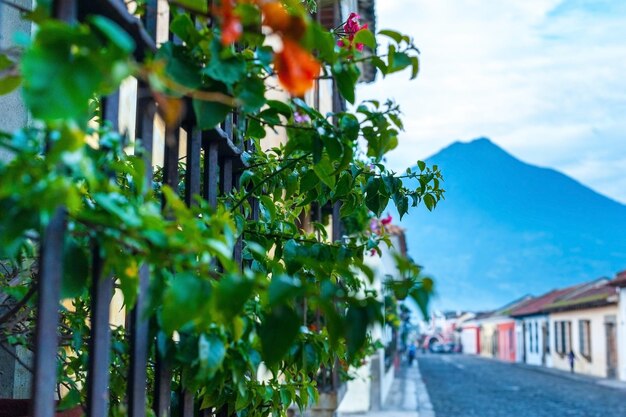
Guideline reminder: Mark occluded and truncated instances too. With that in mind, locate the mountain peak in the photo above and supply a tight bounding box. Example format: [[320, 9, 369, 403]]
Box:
[[398, 137, 626, 310], [433, 137, 516, 162]]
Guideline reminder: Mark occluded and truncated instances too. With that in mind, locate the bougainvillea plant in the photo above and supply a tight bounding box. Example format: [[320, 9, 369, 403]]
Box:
[[0, 0, 443, 416]]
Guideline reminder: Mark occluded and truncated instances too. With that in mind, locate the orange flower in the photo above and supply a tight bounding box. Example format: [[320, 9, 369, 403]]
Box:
[[262, 2, 291, 32], [217, 0, 242, 45], [261, 1, 306, 40], [274, 39, 321, 96]]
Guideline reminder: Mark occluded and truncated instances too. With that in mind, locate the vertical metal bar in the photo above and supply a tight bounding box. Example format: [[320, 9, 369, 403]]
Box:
[[220, 157, 233, 195], [153, 360, 172, 417], [31, 209, 65, 417], [104, 90, 121, 133], [233, 170, 243, 268], [179, 389, 194, 417], [128, 264, 150, 417], [163, 128, 180, 192], [127, 86, 154, 417], [85, 91, 119, 417], [154, 124, 179, 417], [185, 128, 202, 207], [31, 4, 74, 416], [86, 246, 114, 417], [206, 141, 219, 208], [53, 0, 77, 22]]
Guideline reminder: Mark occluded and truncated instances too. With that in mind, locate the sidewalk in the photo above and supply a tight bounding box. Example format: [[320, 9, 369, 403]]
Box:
[[339, 360, 435, 417]]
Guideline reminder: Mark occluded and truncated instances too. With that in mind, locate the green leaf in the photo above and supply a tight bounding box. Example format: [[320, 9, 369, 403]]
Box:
[[174, 0, 208, 13], [388, 51, 412, 74], [332, 63, 360, 104], [170, 13, 200, 45], [193, 98, 232, 130], [268, 275, 303, 306], [300, 169, 318, 193], [259, 306, 301, 366], [214, 275, 254, 321], [198, 334, 226, 376], [0, 76, 21, 95], [236, 76, 266, 113], [259, 195, 276, 221], [313, 154, 336, 188], [353, 29, 377, 49], [333, 172, 351, 199], [61, 239, 89, 299], [21, 24, 102, 121], [89, 16, 135, 54], [340, 114, 360, 142], [423, 193, 435, 211], [378, 29, 404, 44], [204, 42, 246, 87], [162, 273, 211, 334], [157, 43, 202, 90], [267, 100, 293, 118], [346, 305, 368, 359]]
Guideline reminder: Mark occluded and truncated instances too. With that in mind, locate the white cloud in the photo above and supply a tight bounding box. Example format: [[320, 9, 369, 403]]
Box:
[[357, 0, 626, 203]]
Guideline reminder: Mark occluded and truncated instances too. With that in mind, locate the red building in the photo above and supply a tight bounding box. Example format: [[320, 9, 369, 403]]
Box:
[[497, 321, 516, 362]]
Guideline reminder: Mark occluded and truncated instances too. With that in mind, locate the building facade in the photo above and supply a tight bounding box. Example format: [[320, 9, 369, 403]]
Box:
[[545, 281, 619, 378]]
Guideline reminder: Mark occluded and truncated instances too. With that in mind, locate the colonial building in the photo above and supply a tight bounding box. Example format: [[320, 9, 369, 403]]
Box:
[[545, 279, 619, 378], [509, 285, 589, 367]]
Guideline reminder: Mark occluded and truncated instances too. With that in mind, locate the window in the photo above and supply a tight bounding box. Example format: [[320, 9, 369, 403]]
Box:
[[555, 320, 572, 355], [545, 323, 550, 353], [579, 320, 591, 359]]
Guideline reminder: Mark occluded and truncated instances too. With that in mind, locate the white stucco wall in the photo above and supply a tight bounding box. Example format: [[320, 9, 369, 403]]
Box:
[[521, 315, 551, 367], [460, 326, 479, 355], [549, 305, 619, 378], [337, 360, 372, 413]]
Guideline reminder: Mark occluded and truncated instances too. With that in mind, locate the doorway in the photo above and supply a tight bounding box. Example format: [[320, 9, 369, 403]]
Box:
[[605, 316, 618, 379]]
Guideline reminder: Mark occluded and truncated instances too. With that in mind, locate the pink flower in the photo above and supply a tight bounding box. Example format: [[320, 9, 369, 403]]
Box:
[[337, 12, 369, 51], [381, 213, 393, 226]]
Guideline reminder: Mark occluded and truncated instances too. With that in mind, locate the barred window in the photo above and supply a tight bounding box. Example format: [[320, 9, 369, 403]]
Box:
[[579, 320, 591, 359], [555, 320, 572, 354]]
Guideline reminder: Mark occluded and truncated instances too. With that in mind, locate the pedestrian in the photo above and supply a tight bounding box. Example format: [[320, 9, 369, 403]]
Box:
[[408, 342, 417, 366], [568, 350, 575, 373]]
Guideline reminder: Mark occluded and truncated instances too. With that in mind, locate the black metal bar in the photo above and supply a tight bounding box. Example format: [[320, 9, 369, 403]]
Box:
[[179, 389, 194, 417], [206, 141, 219, 208], [153, 358, 172, 417], [185, 128, 202, 206], [332, 202, 342, 242], [136, 86, 155, 185], [104, 89, 120, 133], [127, 264, 150, 417], [86, 245, 114, 417], [220, 157, 233, 195], [31, 209, 65, 417], [53, 0, 77, 22], [127, 86, 154, 417], [163, 128, 180, 193]]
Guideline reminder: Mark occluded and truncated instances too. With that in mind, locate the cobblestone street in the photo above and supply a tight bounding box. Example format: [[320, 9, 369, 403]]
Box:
[[418, 354, 626, 417]]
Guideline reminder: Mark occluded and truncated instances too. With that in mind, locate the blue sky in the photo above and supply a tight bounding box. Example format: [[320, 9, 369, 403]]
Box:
[[358, 0, 626, 203]]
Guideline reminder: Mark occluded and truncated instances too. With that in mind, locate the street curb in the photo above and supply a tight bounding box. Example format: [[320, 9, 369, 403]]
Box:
[[414, 359, 436, 417]]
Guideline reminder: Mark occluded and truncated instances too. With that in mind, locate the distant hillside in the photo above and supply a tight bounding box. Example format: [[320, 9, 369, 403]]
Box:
[[395, 138, 626, 310]]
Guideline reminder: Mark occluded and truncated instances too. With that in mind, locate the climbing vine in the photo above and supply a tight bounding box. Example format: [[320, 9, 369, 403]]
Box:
[[0, 1, 443, 416]]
